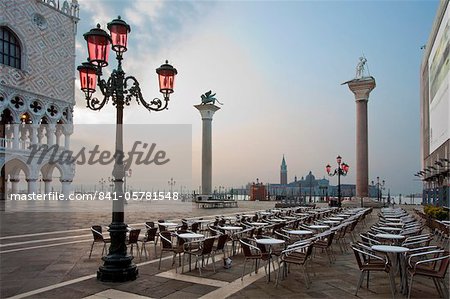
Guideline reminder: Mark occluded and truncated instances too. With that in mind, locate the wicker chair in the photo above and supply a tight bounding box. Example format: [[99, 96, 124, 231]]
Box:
[[407, 250, 449, 299], [351, 243, 395, 298], [89, 225, 110, 258], [182, 237, 217, 276], [158, 231, 183, 272], [276, 242, 313, 288], [239, 238, 270, 281], [139, 227, 158, 258]]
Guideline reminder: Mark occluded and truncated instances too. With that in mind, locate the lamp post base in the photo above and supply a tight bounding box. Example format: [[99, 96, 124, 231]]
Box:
[[97, 255, 138, 282]]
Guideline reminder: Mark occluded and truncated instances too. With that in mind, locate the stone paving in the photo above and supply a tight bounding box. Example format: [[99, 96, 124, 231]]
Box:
[[1, 202, 448, 299]]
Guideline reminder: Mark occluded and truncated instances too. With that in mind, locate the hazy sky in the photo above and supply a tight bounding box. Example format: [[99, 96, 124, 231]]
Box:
[[73, 0, 440, 195]]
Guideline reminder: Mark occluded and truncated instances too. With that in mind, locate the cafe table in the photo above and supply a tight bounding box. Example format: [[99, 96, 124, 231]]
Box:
[[374, 233, 405, 245], [328, 217, 344, 221], [371, 244, 410, 294], [178, 233, 205, 271], [158, 222, 178, 230], [378, 226, 402, 233], [308, 225, 330, 232], [248, 222, 266, 226], [255, 238, 285, 282]]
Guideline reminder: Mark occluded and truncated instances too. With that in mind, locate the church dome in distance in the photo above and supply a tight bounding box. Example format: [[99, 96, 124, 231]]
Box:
[[305, 171, 315, 182]]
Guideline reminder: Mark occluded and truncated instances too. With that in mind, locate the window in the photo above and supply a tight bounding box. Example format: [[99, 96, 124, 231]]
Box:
[[0, 27, 21, 69]]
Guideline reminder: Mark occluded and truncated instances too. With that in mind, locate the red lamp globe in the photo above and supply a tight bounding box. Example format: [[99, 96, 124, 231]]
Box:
[[326, 164, 331, 174], [83, 24, 112, 67], [336, 155, 342, 164], [156, 60, 177, 96], [107, 16, 130, 55], [77, 62, 97, 96]]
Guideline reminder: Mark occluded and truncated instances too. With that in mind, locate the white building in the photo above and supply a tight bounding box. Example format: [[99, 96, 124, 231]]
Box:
[[0, 0, 79, 198]]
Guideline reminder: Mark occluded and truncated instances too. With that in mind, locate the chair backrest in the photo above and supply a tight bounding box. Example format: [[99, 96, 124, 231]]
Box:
[[158, 223, 167, 232], [240, 238, 260, 257], [179, 223, 188, 230], [158, 219, 165, 223], [128, 229, 141, 243], [145, 221, 155, 228], [159, 231, 173, 249], [91, 225, 103, 242], [435, 251, 450, 278], [216, 233, 228, 251], [324, 231, 335, 246], [201, 237, 216, 255], [146, 227, 158, 241], [191, 222, 200, 233]]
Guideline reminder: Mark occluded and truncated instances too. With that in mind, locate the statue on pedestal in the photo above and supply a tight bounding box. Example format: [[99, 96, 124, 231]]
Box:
[[355, 57, 367, 79], [201, 90, 223, 105]]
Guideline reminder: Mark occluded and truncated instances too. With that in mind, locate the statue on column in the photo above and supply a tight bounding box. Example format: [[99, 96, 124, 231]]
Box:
[[355, 57, 367, 79], [201, 90, 223, 105]]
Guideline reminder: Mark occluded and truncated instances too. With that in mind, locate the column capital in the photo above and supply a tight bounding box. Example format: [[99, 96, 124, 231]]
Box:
[[194, 104, 221, 120], [343, 76, 376, 102]]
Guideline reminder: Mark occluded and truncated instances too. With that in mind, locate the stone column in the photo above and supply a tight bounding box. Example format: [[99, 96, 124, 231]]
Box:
[[46, 124, 56, 146], [10, 178, 19, 194], [27, 178, 38, 194], [345, 77, 376, 198], [44, 179, 52, 194], [12, 124, 19, 149], [194, 104, 221, 196], [61, 180, 72, 199]]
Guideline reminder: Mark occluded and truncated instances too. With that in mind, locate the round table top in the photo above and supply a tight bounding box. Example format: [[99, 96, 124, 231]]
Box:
[[271, 209, 282, 212], [309, 225, 330, 229], [371, 245, 410, 253], [287, 230, 313, 235], [441, 220, 450, 225], [323, 220, 340, 224], [375, 234, 405, 240], [220, 226, 243, 230], [178, 233, 204, 239], [194, 219, 212, 223], [295, 213, 309, 216], [260, 212, 272, 215], [384, 222, 403, 227], [255, 238, 285, 245], [384, 217, 402, 221], [328, 217, 344, 221], [270, 219, 286, 222], [242, 214, 256, 217], [248, 222, 266, 226], [222, 216, 236, 220], [378, 227, 402, 232], [159, 222, 178, 226]]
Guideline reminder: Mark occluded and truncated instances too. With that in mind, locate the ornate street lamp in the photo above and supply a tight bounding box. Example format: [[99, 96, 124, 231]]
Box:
[[77, 16, 177, 282], [371, 176, 385, 205], [168, 177, 176, 195], [326, 155, 349, 207]]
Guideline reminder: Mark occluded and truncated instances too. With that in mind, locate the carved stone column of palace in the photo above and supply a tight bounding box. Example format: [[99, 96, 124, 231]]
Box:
[[345, 77, 376, 198], [194, 104, 220, 196]]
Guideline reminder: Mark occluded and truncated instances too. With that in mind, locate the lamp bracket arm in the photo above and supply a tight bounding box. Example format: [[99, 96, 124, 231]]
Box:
[[124, 76, 169, 112], [85, 94, 108, 111]]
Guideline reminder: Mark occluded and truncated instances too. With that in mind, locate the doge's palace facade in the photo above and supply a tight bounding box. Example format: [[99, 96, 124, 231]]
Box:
[[0, 0, 79, 198]]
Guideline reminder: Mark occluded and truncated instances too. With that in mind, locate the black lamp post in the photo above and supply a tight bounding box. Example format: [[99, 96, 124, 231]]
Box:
[[371, 176, 385, 205], [168, 177, 176, 195], [77, 16, 177, 282], [326, 155, 349, 207]]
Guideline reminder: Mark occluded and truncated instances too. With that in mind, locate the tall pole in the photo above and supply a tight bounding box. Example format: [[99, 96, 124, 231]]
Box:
[[345, 76, 376, 200], [338, 167, 341, 206], [194, 104, 220, 196]]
